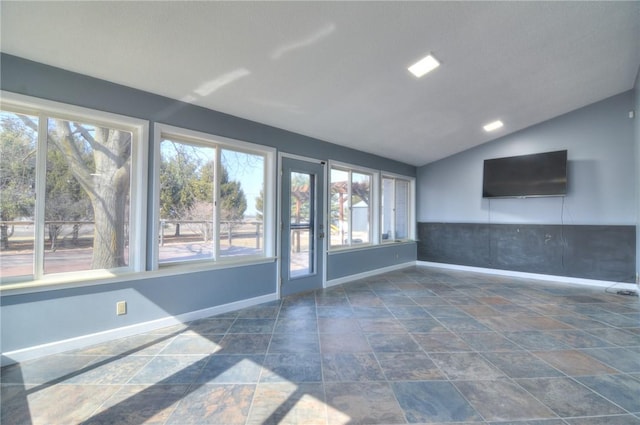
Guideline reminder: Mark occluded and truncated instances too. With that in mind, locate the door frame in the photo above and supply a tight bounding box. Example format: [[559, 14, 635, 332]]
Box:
[[277, 152, 327, 298]]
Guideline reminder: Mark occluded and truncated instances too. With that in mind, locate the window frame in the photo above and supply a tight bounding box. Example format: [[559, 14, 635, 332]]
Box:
[[151, 123, 276, 270], [328, 160, 379, 250], [381, 172, 416, 243], [0, 91, 149, 285]]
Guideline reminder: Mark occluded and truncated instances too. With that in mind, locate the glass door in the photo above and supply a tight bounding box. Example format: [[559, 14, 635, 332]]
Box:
[[280, 157, 325, 296]]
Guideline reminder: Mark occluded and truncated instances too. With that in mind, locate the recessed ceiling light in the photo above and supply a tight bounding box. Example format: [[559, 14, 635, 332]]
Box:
[[408, 54, 440, 78], [483, 120, 504, 132]]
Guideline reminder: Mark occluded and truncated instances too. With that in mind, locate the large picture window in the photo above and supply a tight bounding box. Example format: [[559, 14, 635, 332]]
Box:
[[0, 94, 147, 283], [330, 165, 373, 248], [154, 124, 273, 267]]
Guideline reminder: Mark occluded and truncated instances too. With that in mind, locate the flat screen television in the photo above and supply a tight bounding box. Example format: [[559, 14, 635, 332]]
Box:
[[482, 150, 567, 198]]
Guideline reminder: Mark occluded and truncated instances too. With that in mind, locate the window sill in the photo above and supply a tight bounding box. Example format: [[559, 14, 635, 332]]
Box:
[[157, 256, 276, 276], [0, 257, 277, 296], [381, 239, 414, 244], [328, 240, 416, 255]]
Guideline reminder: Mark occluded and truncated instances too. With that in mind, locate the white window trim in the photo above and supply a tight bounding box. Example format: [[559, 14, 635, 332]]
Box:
[[0, 91, 149, 284], [328, 160, 379, 250], [381, 172, 416, 243], [151, 123, 276, 270]]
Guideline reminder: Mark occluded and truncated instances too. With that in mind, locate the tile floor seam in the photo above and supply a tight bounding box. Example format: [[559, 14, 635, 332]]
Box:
[[122, 349, 161, 386], [313, 290, 331, 425], [3, 265, 639, 425], [472, 353, 569, 422], [162, 380, 208, 425], [517, 375, 630, 419], [449, 378, 558, 424], [565, 373, 640, 417]]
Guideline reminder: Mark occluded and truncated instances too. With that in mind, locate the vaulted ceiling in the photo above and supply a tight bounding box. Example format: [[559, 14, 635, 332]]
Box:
[[1, 1, 639, 166]]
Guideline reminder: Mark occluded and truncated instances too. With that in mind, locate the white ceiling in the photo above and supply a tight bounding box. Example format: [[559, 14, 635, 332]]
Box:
[[1, 1, 639, 166]]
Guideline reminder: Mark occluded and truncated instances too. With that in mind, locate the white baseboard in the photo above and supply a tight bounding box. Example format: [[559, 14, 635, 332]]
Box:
[[1, 293, 278, 367], [416, 261, 639, 292], [5, 260, 635, 366], [325, 261, 415, 288]]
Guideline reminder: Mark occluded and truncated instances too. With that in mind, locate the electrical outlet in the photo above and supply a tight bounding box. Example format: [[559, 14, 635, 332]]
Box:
[[116, 301, 127, 315]]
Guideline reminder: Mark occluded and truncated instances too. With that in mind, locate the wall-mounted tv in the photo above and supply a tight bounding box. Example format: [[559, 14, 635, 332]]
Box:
[[482, 150, 568, 198]]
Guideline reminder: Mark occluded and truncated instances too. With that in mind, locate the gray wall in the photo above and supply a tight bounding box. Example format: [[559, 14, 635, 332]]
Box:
[[1, 263, 275, 353], [418, 91, 636, 226], [0, 54, 417, 357], [635, 67, 640, 282], [328, 243, 417, 281], [417, 91, 637, 280], [1, 54, 415, 177]]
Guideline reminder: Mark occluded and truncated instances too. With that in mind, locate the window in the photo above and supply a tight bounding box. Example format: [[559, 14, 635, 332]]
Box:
[[154, 124, 274, 267], [0, 93, 147, 283], [330, 165, 373, 248], [382, 176, 413, 242]]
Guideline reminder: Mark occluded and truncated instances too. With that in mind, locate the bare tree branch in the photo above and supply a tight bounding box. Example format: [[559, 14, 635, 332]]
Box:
[[52, 120, 95, 199], [73, 122, 97, 145], [74, 122, 122, 163], [17, 115, 37, 132]]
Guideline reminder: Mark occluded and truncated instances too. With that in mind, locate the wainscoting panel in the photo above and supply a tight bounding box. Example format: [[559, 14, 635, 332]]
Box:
[[417, 222, 636, 282]]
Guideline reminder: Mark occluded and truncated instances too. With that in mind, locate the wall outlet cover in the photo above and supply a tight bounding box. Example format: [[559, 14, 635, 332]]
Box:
[[116, 301, 127, 315]]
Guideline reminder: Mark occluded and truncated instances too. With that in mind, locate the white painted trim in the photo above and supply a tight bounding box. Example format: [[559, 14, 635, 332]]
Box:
[[151, 122, 277, 268], [328, 240, 416, 255], [416, 261, 639, 291], [1, 257, 277, 296], [276, 154, 283, 299], [155, 122, 277, 157], [321, 159, 329, 289], [328, 160, 379, 248], [0, 91, 149, 282], [325, 261, 415, 288], [1, 293, 277, 367], [381, 175, 416, 242], [279, 152, 325, 164], [1, 91, 148, 130], [329, 159, 379, 176]]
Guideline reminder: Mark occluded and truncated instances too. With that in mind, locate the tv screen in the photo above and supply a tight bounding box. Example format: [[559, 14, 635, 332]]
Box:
[[482, 150, 567, 198]]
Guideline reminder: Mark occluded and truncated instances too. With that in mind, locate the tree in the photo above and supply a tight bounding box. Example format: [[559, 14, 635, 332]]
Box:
[[0, 113, 37, 249], [255, 189, 264, 221], [159, 149, 247, 241], [51, 120, 131, 268], [218, 166, 246, 248], [18, 116, 132, 269], [219, 166, 246, 221], [189, 159, 214, 240], [192, 159, 214, 203], [159, 143, 199, 236], [45, 144, 92, 249]]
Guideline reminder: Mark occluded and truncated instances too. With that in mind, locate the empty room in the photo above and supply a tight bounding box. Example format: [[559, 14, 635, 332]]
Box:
[[1, 2, 639, 424]]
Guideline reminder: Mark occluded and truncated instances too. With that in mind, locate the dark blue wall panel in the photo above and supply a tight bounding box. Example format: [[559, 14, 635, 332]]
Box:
[[418, 222, 635, 282]]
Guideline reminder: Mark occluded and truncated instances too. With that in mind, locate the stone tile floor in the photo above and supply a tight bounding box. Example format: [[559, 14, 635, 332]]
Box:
[[1, 266, 639, 424]]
